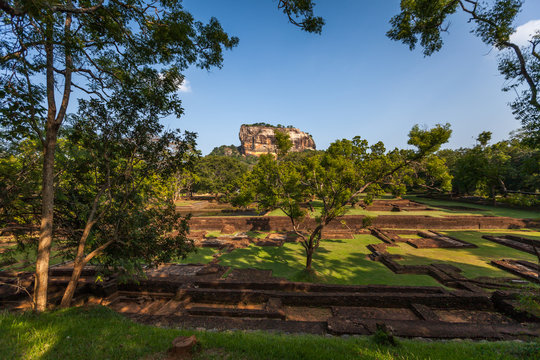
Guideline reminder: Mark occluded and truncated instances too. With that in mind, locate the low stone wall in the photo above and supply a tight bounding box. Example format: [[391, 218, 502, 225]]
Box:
[[189, 215, 531, 233]]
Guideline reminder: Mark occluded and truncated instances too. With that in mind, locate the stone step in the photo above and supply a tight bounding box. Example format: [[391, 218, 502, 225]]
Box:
[[327, 317, 539, 339], [186, 306, 285, 320]]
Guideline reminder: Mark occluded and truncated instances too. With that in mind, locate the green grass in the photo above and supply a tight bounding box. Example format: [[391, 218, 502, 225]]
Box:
[[407, 196, 540, 220], [0, 306, 538, 360], [1, 248, 65, 272], [266, 205, 484, 218], [218, 235, 441, 286], [386, 230, 540, 279], [245, 230, 272, 239], [266, 196, 540, 219], [205, 230, 229, 238], [175, 247, 217, 264]]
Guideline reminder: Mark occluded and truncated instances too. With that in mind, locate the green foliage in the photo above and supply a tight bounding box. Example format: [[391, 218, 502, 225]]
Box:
[[274, 129, 294, 158], [516, 287, 540, 319], [439, 132, 539, 200], [245, 123, 297, 129], [372, 325, 399, 347], [499, 194, 540, 207], [388, 0, 540, 145], [277, 0, 325, 34], [194, 155, 249, 199], [209, 144, 242, 157], [362, 216, 375, 228], [0, 0, 241, 134], [234, 124, 451, 269], [477, 131, 492, 147], [0, 139, 41, 229], [408, 123, 452, 155]]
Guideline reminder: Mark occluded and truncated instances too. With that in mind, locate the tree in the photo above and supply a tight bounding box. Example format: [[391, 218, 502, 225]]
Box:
[[0, 0, 323, 311], [444, 131, 539, 202], [194, 155, 249, 199], [234, 124, 452, 270], [388, 0, 540, 145], [407, 154, 453, 194], [57, 88, 197, 307]]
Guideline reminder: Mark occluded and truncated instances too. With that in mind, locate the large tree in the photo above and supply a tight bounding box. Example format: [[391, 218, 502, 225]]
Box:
[[442, 130, 539, 202], [0, 0, 323, 311], [388, 0, 540, 145], [57, 81, 203, 307], [235, 125, 452, 270], [194, 155, 249, 200]]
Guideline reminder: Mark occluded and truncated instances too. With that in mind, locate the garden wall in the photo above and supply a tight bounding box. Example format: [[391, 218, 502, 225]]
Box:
[[190, 215, 532, 232]]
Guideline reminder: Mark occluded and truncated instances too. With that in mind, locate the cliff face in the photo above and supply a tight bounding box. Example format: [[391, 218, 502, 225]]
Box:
[[238, 125, 316, 157]]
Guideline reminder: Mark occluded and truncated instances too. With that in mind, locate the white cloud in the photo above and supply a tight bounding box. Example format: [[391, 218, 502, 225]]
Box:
[[178, 79, 192, 93], [510, 19, 540, 47]]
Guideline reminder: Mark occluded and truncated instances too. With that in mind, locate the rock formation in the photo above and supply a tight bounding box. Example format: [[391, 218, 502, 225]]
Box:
[[238, 124, 316, 157]]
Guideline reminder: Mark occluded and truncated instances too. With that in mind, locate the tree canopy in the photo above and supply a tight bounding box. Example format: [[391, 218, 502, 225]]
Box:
[[388, 0, 540, 145], [0, 0, 324, 311], [234, 124, 452, 270]]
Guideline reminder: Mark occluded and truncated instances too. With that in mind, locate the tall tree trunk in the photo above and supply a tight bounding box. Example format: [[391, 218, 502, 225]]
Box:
[[34, 11, 73, 311], [34, 16, 58, 311], [34, 121, 60, 311]]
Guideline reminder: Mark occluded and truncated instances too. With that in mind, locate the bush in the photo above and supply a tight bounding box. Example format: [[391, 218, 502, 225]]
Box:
[[499, 194, 540, 207]]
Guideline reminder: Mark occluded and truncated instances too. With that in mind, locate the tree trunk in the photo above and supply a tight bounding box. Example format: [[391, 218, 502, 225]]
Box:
[[34, 15, 59, 311], [34, 123, 59, 311], [305, 248, 314, 270], [60, 258, 86, 308], [34, 9, 73, 310]]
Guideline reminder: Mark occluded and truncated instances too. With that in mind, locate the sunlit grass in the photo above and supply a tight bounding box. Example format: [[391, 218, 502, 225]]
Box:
[[386, 230, 540, 279], [218, 235, 441, 286], [266, 204, 485, 218], [175, 247, 217, 264], [0, 306, 537, 360], [406, 195, 540, 220]]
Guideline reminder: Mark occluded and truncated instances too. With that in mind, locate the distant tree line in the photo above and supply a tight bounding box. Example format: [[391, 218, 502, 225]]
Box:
[[245, 123, 297, 129], [438, 131, 539, 206]]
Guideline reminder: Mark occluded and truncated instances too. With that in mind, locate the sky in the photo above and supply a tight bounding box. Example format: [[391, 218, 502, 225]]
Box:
[[161, 1, 540, 155]]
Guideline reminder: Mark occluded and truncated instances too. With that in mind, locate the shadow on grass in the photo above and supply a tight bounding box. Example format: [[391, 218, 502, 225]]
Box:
[[387, 230, 539, 280], [218, 236, 442, 287]]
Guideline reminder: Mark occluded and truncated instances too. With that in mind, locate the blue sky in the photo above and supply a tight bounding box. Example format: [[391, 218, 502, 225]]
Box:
[[165, 1, 540, 155]]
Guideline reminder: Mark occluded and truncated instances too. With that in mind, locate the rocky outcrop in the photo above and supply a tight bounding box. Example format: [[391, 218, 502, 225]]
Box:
[[238, 125, 316, 157]]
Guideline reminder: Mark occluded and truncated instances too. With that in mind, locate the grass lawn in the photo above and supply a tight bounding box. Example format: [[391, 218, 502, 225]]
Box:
[[386, 230, 540, 279], [407, 196, 540, 220], [218, 235, 441, 287], [265, 196, 539, 219], [0, 306, 537, 360], [1, 248, 65, 272], [266, 205, 484, 218], [175, 247, 217, 264]]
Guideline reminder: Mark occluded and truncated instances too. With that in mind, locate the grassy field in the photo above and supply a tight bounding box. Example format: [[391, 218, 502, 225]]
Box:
[[176, 229, 538, 285], [407, 196, 540, 220], [175, 247, 217, 264], [266, 202, 490, 218], [259, 196, 540, 220], [0, 306, 537, 360], [386, 230, 540, 279], [218, 235, 441, 286]]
